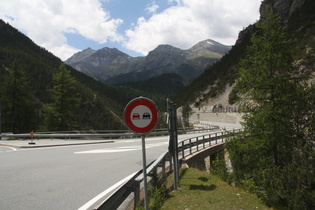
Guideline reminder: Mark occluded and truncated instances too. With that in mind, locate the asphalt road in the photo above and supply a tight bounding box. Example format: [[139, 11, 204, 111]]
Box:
[[0, 132, 212, 210]]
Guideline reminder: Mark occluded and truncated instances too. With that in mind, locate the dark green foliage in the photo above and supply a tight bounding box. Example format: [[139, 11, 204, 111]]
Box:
[[181, 104, 192, 128], [210, 151, 228, 182], [228, 87, 239, 105], [43, 64, 80, 131], [148, 169, 169, 210], [0, 20, 126, 132], [75, 83, 124, 130], [226, 5, 315, 209], [257, 141, 315, 209], [0, 61, 38, 133], [119, 73, 189, 96]]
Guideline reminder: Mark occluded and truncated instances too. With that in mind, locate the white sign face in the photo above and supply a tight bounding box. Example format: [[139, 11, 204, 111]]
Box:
[[124, 97, 158, 134], [130, 105, 152, 128]]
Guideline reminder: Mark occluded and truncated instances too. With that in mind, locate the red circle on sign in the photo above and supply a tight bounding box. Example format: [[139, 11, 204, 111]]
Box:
[[124, 97, 158, 134]]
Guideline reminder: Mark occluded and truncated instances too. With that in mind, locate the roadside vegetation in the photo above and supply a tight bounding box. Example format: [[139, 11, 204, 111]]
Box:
[[226, 5, 315, 209], [135, 168, 271, 210], [139, 4, 315, 210]]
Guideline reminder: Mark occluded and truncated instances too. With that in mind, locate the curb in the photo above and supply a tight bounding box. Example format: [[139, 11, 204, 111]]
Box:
[[0, 140, 115, 149]]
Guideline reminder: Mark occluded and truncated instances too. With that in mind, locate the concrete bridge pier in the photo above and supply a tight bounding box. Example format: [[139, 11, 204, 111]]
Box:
[[181, 144, 226, 172]]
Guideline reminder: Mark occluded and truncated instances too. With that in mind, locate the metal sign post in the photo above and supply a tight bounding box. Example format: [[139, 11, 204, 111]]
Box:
[[29, 131, 35, 145], [141, 135, 149, 209], [167, 99, 179, 190], [124, 97, 158, 210], [0, 104, 1, 140]]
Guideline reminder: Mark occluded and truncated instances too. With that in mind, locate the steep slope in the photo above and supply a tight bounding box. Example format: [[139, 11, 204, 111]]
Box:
[[0, 20, 126, 131], [65, 47, 136, 81], [178, 0, 315, 109], [66, 39, 231, 84], [65, 47, 96, 64]]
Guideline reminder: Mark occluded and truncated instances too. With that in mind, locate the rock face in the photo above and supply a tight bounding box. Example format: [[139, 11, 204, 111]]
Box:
[[198, 0, 312, 109], [65, 39, 231, 83], [65, 48, 96, 64], [261, 0, 306, 20]]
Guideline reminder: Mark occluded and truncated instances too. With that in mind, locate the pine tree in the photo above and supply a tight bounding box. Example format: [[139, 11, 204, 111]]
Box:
[[235, 5, 303, 167], [43, 64, 80, 131], [226, 5, 315, 208], [0, 61, 37, 133]]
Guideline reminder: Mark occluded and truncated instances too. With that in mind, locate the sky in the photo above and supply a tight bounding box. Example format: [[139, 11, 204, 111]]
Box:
[[0, 0, 262, 61]]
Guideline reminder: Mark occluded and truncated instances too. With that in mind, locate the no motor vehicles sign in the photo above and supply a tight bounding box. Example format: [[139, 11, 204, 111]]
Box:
[[124, 97, 158, 134]]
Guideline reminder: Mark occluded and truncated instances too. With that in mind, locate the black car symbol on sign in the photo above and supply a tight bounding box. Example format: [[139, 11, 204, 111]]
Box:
[[142, 112, 151, 119]]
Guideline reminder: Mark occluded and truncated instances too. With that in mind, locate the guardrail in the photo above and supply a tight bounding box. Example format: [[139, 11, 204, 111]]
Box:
[[0, 126, 219, 140], [179, 129, 241, 159], [92, 129, 242, 210]]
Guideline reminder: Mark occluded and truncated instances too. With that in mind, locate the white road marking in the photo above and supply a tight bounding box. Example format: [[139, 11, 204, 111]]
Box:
[[74, 142, 168, 154], [74, 148, 138, 154], [78, 171, 138, 210], [0, 146, 17, 151]]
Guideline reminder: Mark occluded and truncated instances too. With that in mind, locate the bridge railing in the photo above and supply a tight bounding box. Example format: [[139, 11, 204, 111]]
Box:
[[179, 129, 242, 159], [91, 128, 242, 210], [0, 126, 220, 140]]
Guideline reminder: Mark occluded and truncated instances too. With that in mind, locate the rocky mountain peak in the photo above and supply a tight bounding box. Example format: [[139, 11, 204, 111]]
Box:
[[65, 39, 231, 83], [93, 47, 132, 61], [149, 44, 183, 54], [188, 39, 232, 58], [65, 47, 95, 64]]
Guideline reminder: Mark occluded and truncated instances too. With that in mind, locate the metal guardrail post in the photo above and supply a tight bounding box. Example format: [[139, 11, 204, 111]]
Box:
[[134, 180, 140, 209], [189, 139, 192, 155], [182, 141, 185, 159], [86, 129, 243, 210]]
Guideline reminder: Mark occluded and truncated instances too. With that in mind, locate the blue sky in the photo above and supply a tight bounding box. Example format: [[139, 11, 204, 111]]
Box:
[[0, 0, 261, 60]]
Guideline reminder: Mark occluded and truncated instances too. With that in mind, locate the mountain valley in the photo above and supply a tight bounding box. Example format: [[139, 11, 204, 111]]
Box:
[[65, 39, 231, 84]]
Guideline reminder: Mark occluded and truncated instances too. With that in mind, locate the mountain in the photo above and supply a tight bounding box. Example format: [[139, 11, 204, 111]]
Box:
[[65, 47, 96, 64], [0, 19, 128, 132], [65, 39, 231, 84], [65, 47, 137, 82], [178, 0, 315, 108]]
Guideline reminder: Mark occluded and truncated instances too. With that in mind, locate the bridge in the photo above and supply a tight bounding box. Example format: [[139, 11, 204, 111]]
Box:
[[0, 124, 241, 209], [82, 128, 242, 210]]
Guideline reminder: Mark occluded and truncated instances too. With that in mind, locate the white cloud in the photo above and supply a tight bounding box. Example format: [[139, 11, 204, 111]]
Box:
[[125, 0, 261, 55], [0, 0, 261, 60], [0, 0, 123, 60], [146, 1, 159, 14]]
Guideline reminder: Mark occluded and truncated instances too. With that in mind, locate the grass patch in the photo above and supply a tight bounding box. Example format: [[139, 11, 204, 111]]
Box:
[[161, 168, 272, 210]]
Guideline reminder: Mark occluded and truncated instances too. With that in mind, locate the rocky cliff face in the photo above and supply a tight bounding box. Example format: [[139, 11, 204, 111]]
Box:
[[193, 0, 314, 109], [65, 48, 96, 64], [261, 0, 305, 20], [65, 39, 231, 83]]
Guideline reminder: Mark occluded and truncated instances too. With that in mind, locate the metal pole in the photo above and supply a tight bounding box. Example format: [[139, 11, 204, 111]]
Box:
[[0, 104, 2, 140], [141, 135, 149, 210], [172, 103, 179, 189]]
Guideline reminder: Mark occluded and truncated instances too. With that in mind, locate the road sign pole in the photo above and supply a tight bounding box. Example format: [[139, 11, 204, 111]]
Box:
[[167, 99, 179, 190], [141, 135, 149, 210], [172, 102, 179, 189], [0, 104, 2, 140], [123, 97, 158, 210]]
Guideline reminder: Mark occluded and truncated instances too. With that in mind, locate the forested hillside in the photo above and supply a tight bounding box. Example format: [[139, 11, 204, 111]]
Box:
[[174, 0, 315, 209], [177, 0, 315, 108], [0, 20, 128, 132], [0, 19, 187, 133]]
